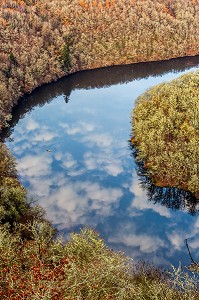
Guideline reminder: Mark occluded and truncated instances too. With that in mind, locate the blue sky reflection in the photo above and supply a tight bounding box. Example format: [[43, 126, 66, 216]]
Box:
[[5, 60, 199, 268]]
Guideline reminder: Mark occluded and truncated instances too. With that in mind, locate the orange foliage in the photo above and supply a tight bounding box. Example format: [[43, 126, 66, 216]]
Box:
[[79, 0, 88, 8], [0, 250, 73, 299], [1, 18, 7, 26], [79, 0, 115, 10]]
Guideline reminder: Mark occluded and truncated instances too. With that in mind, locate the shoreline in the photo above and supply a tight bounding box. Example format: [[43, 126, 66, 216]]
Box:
[[1, 53, 199, 134]]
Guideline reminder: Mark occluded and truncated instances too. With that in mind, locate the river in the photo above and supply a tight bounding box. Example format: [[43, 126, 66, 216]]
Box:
[[2, 56, 199, 268]]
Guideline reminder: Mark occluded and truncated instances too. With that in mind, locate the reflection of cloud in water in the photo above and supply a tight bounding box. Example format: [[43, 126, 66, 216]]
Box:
[[14, 124, 177, 266], [12, 142, 32, 156], [26, 118, 39, 131], [107, 220, 170, 266], [55, 152, 84, 176], [33, 178, 123, 228], [84, 152, 124, 176], [104, 163, 123, 177], [17, 151, 179, 265], [33, 131, 56, 142], [27, 177, 53, 197], [81, 133, 113, 148], [17, 154, 52, 177], [11, 121, 57, 156], [167, 232, 184, 251], [16, 148, 123, 227], [62, 153, 77, 169], [165, 217, 199, 256], [189, 219, 199, 252], [67, 169, 85, 176], [59, 120, 127, 177], [109, 222, 165, 253], [60, 121, 96, 135], [160, 217, 199, 264]]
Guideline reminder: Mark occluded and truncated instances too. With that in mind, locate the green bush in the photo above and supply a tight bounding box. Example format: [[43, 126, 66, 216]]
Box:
[[60, 44, 71, 72]]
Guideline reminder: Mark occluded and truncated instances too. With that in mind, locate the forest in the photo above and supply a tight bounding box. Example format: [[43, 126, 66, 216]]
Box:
[[0, 0, 199, 129]]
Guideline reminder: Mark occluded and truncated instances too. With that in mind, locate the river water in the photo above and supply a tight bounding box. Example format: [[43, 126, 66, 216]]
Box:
[[2, 56, 199, 268]]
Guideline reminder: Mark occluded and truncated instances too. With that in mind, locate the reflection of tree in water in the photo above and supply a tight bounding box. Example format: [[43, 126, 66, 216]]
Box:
[[1, 55, 199, 142], [0, 56, 199, 141], [130, 143, 199, 216], [64, 95, 70, 103]]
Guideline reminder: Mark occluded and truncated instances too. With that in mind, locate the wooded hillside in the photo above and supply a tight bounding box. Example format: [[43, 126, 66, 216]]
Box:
[[0, 0, 199, 129]]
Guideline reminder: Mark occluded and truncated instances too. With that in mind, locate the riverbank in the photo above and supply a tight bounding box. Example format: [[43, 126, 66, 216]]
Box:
[[1, 224, 199, 299]]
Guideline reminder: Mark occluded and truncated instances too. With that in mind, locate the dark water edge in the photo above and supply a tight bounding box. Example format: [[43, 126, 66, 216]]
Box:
[[131, 145, 198, 215], [1, 55, 199, 141], [1, 55, 199, 269]]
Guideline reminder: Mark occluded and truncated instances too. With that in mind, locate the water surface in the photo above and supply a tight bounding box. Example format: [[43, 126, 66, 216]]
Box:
[[3, 57, 199, 268]]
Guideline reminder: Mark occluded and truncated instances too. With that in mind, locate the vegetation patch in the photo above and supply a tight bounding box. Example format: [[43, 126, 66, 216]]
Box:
[[1, 225, 199, 299], [0, 142, 46, 232], [131, 70, 199, 198]]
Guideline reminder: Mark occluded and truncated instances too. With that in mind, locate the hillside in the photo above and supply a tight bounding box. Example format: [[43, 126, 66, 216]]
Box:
[[1, 0, 199, 129]]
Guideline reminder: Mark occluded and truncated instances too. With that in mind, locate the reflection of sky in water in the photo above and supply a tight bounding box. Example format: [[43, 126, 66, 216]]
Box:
[[6, 65, 199, 268]]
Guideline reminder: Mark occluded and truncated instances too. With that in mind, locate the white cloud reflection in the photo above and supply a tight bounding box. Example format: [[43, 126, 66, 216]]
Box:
[[167, 232, 185, 251], [13, 118, 177, 266], [26, 118, 39, 131], [31, 177, 123, 228], [109, 225, 165, 253], [60, 121, 96, 135], [83, 151, 124, 176], [78, 132, 113, 148], [17, 154, 52, 177], [62, 153, 77, 169], [33, 132, 56, 142]]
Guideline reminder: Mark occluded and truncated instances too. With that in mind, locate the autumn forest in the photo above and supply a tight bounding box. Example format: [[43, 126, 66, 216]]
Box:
[[1, 0, 199, 129]]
